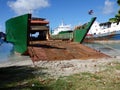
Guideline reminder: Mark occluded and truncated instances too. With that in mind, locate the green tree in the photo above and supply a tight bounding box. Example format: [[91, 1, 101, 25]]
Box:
[[109, 0, 120, 23], [117, 0, 120, 5]]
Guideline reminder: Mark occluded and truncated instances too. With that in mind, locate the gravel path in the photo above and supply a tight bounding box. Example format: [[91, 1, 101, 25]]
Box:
[[34, 58, 120, 78], [0, 56, 119, 78]]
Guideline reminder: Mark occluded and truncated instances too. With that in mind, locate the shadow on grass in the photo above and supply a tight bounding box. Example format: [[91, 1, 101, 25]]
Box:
[[0, 66, 51, 90]]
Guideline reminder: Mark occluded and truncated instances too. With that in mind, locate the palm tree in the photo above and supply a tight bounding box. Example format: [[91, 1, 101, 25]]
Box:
[[117, 0, 120, 5], [109, 0, 120, 23]]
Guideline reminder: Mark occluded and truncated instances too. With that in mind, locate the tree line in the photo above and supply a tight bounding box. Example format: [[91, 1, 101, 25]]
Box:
[[109, 0, 120, 23]]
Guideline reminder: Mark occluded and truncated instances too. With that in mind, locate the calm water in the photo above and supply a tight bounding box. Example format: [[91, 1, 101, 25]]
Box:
[[0, 41, 14, 62], [0, 40, 31, 63], [0, 40, 120, 63], [84, 42, 120, 57]]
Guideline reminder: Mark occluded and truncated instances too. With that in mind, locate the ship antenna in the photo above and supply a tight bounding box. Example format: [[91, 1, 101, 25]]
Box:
[[29, 9, 32, 14], [61, 19, 64, 26]]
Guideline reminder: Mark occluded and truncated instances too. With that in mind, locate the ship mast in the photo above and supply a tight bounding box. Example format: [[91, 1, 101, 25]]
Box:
[[29, 9, 32, 14]]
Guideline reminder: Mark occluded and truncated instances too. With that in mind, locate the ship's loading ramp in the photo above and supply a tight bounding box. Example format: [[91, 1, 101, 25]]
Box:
[[6, 14, 49, 54], [28, 40, 110, 62], [6, 14, 109, 62]]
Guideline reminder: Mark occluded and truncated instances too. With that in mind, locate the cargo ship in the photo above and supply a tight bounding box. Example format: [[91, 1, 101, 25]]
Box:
[[6, 13, 96, 54], [6, 14, 49, 54], [52, 21, 72, 35], [85, 21, 120, 42], [51, 17, 97, 43]]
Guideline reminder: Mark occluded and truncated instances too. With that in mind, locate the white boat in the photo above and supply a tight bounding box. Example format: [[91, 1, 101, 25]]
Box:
[[52, 21, 72, 35], [86, 21, 120, 40]]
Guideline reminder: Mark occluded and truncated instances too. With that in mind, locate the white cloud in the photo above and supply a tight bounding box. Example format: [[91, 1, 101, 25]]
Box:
[[7, 0, 50, 15], [103, 0, 115, 14]]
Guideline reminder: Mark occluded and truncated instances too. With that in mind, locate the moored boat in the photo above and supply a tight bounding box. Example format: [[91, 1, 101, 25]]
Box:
[[6, 14, 50, 54], [5, 13, 96, 54], [0, 32, 6, 41], [52, 21, 72, 35], [51, 17, 97, 43], [85, 21, 120, 42]]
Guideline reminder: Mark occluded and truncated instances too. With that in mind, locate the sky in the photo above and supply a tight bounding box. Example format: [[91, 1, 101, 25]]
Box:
[[0, 0, 119, 33]]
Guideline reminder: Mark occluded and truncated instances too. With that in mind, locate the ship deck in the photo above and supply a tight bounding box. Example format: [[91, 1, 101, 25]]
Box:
[[28, 40, 110, 62]]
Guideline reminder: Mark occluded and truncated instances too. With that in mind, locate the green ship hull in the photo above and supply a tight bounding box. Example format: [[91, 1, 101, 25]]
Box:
[[6, 13, 96, 54], [6, 14, 49, 54], [51, 17, 96, 43], [6, 14, 30, 54]]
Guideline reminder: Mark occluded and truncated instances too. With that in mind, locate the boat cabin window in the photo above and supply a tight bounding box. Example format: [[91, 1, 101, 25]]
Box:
[[100, 22, 111, 29]]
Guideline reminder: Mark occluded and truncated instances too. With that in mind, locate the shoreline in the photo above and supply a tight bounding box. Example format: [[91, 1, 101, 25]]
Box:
[[85, 40, 120, 44]]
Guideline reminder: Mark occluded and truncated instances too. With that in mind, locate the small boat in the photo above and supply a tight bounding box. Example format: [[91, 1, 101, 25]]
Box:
[[85, 21, 120, 42], [0, 32, 6, 40]]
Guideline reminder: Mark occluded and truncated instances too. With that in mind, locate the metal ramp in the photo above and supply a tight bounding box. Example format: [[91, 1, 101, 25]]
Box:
[[28, 46, 47, 63]]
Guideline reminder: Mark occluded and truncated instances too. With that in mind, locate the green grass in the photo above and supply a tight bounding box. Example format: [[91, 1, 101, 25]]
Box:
[[0, 61, 120, 90]]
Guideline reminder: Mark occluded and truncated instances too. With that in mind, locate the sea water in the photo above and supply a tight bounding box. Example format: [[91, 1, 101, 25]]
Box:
[[0, 41, 14, 62], [84, 42, 120, 58], [0, 40, 31, 63]]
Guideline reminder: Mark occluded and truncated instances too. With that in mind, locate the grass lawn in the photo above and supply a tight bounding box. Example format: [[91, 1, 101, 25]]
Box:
[[0, 61, 120, 90]]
